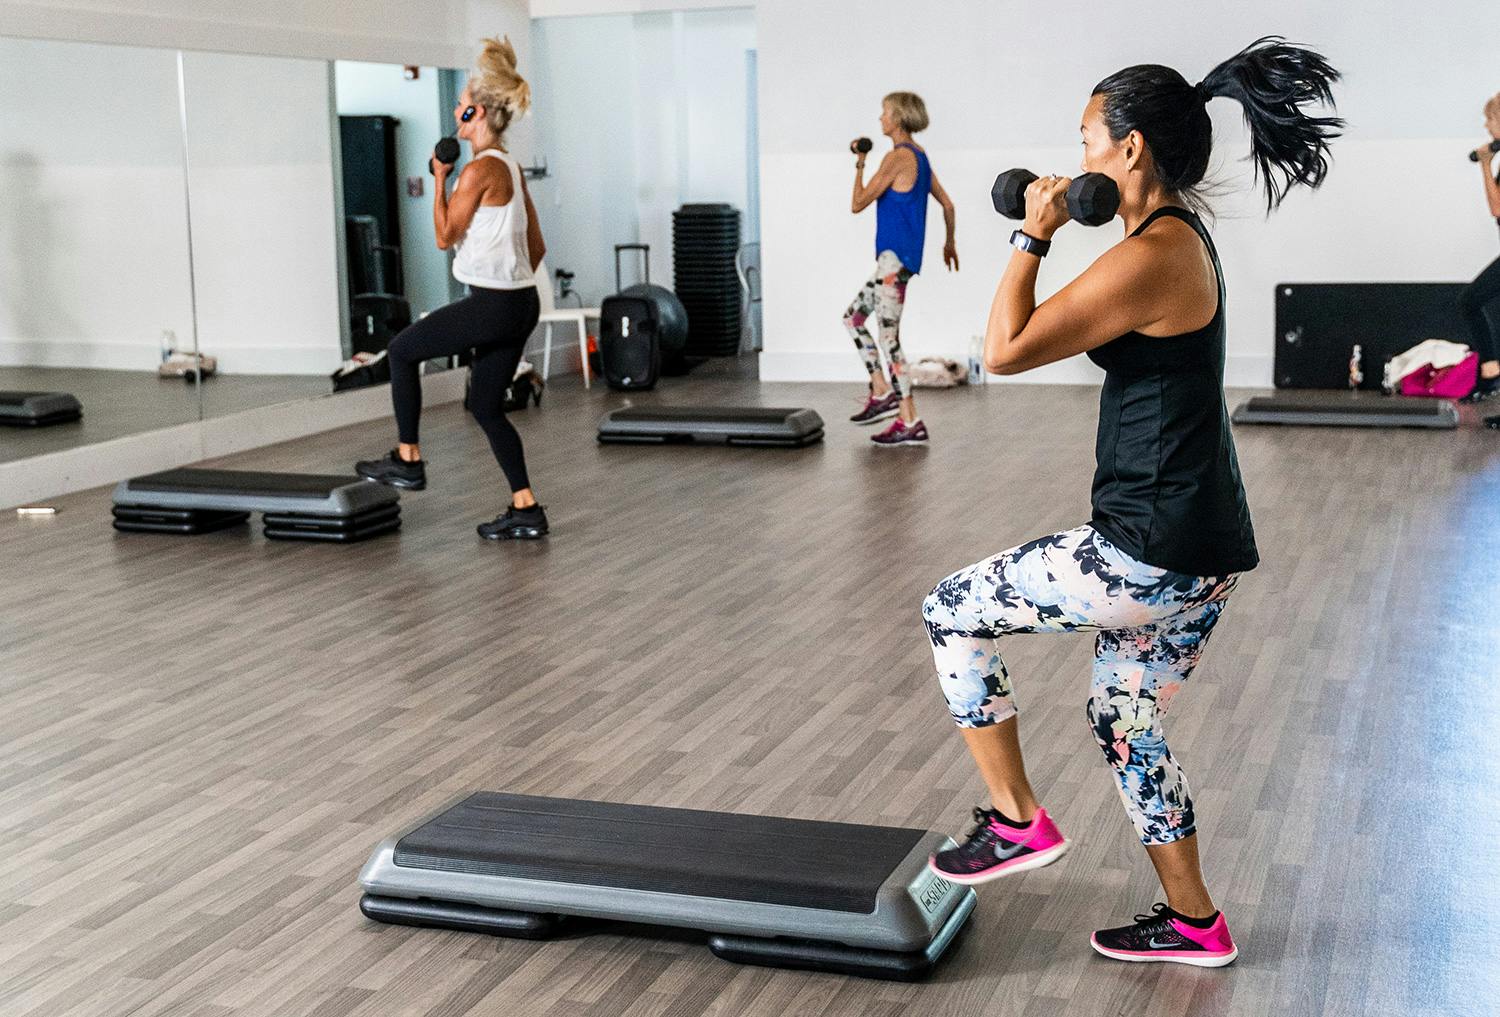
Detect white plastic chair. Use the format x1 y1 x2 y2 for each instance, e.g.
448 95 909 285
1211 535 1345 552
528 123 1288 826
537 260 600 388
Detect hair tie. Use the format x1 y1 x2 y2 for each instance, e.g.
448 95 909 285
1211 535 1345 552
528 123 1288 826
1194 80 1213 105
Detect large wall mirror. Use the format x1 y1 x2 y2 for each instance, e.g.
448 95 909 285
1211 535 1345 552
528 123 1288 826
0 36 198 465
0 34 467 472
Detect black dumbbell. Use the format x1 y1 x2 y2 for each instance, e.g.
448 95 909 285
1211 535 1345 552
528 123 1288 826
991 168 1120 227
1469 139 1500 162
850 137 873 155
430 136 461 175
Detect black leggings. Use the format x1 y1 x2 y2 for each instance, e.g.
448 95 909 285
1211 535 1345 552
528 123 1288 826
388 285 541 492
1460 254 1500 365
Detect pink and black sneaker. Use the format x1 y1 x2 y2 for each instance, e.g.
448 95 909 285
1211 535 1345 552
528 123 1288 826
870 417 929 446
1090 903 1238 967
850 391 900 425
928 806 1069 884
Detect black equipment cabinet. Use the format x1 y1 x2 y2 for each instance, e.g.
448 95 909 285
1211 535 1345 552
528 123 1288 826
1274 282 1471 390
340 115 403 297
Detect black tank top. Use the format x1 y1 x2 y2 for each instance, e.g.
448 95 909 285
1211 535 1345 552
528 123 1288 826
1086 206 1258 577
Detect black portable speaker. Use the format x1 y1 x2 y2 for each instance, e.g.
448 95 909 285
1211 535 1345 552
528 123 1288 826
599 295 660 390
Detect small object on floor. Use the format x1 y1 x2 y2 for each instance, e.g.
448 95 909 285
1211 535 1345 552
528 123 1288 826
1230 390 1458 429
597 406 824 447
355 450 427 490
871 418 929 445
357 791 977 981
928 806 1069 884
111 468 399 543
1090 903 1238 967
477 503 548 540
850 391 900 424
16 506 58 516
158 350 216 380
0 391 82 427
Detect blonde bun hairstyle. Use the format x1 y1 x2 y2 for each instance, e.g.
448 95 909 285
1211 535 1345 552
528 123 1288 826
470 36 531 138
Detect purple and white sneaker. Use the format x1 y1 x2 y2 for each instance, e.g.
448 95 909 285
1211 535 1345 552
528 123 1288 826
850 391 900 425
1090 903 1238 967
929 806 1069 884
870 417 929 446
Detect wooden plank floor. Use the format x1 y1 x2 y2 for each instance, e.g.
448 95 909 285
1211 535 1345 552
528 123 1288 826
3 369 1498 1017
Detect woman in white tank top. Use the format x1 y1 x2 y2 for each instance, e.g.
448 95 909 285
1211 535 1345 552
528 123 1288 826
356 37 552 541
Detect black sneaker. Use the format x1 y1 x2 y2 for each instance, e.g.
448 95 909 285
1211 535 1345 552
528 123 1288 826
356 450 426 490
1090 903 1238 967
478 503 548 540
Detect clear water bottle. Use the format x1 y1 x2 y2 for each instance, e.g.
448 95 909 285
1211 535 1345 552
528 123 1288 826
968 335 985 385
1348 344 1363 390
160 329 176 363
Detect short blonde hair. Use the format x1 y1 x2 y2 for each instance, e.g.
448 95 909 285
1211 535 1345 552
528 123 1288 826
883 91 929 133
470 37 531 138
1486 92 1500 119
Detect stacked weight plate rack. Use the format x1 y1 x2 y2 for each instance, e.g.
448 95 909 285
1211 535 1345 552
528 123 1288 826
673 204 742 357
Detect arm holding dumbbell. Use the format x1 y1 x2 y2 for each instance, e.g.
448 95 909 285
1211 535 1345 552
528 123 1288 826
850 147 908 214
434 159 492 250
930 171 959 271
982 177 1193 375
1475 146 1500 219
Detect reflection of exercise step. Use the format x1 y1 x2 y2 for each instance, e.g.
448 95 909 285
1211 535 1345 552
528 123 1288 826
0 390 83 427
111 468 401 543
359 791 976 981
673 203 742 357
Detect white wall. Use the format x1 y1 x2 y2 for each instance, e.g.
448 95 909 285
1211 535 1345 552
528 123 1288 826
0 0 528 69
0 36 195 370
335 61 453 319
528 7 756 308
531 0 748 17
754 0 1500 387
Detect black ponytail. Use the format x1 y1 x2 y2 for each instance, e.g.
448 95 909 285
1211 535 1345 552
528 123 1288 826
1093 36 1344 214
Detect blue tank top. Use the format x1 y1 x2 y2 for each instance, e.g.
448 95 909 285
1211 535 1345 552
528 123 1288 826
874 143 931 274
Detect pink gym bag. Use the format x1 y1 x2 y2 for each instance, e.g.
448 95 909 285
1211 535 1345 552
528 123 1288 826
1399 351 1477 399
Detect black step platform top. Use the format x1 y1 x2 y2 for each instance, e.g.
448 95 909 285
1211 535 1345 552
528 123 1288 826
606 406 808 425
393 793 927 915
128 468 362 498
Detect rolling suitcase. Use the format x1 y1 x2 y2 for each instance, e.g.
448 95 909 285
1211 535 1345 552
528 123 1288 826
600 244 661 390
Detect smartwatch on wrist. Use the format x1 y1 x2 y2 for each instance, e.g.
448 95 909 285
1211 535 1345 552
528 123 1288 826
1009 229 1051 258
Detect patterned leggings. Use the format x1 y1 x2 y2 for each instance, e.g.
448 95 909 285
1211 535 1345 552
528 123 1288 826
922 525 1239 845
844 250 912 398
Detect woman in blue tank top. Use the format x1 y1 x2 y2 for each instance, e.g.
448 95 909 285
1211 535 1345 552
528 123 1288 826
921 38 1342 966
844 91 959 445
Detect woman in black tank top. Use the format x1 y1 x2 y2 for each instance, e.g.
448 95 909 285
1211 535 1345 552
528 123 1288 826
1459 92 1500 407
921 38 1342 966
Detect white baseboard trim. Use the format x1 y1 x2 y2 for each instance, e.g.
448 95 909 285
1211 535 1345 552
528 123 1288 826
0 339 339 376
0 369 465 509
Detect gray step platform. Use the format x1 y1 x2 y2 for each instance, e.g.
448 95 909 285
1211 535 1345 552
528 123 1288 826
1231 390 1458 428
112 468 400 541
0 391 82 427
598 406 824 447
358 792 976 980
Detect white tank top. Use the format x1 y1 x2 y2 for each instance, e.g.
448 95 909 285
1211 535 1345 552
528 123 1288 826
451 149 536 291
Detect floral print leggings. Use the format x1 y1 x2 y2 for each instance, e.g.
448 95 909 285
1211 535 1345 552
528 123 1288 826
844 250 912 398
922 525 1239 845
